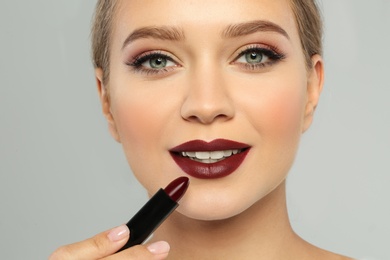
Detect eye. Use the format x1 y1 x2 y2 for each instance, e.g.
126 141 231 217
141 54 175 69
127 51 179 75
233 46 285 70
237 50 269 64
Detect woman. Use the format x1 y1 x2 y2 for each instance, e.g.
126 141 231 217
50 0 352 259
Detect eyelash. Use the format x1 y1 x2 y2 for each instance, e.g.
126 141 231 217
127 51 177 75
126 45 286 75
232 45 286 70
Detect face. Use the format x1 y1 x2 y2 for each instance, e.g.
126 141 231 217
96 0 323 220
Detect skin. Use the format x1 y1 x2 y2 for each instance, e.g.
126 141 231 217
103 0 314 222
50 0 352 259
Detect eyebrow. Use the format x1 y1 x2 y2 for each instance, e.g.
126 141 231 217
122 20 289 49
222 20 290 40
122 26 185 49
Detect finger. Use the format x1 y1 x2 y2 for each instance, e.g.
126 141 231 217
146 241 171 260
49 225 129 260
105 241 170 260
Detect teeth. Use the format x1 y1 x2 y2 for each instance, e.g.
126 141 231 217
186 151 196 157
223 150 233 156
195 152 211 160
181 149 241 163
210 151 224 160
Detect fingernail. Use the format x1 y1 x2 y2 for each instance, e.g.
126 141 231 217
107 225 129 242
147 241 170 255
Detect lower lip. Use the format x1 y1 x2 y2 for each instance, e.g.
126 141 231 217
170 149 250 179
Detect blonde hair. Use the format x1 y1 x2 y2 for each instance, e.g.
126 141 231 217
289 0 323 67
91 0 118 84
91 0 323 84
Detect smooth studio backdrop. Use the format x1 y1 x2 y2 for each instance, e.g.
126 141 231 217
0 1 389 259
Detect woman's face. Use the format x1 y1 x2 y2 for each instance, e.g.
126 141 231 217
97 0 323 220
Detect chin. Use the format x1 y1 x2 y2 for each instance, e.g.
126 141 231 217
177 204 248 221
175 189 258 221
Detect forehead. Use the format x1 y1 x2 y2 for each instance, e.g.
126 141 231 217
112 0 299 46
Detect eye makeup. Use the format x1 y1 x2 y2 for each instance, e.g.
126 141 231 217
232 44 286 70
126 51 179 75
124 42 286 76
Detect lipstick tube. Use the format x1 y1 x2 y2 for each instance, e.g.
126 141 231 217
118 176 189 252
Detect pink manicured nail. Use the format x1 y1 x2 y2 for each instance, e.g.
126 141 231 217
107 225 129 242
147 241 170 255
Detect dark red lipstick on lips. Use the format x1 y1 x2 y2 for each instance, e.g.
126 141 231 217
118 177 189 252
170 139 250 179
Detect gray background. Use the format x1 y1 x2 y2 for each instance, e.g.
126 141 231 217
0 1 389 259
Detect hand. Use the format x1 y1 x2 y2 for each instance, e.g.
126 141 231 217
49 225 170 260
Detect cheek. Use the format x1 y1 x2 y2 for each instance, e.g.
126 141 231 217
115 100 154 144
233 74 308 190
265 89 305 136
240 77 307 143
108 81 180 190
109 72 175 144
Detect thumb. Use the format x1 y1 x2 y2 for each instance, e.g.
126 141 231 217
49 225 129 260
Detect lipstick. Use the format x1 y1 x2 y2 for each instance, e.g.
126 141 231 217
118 176 189 252
170 139 250 179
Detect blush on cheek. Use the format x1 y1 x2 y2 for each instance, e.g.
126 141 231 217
273 96 303 128
115 101 159 153
262 87 306 142
112 99 166 191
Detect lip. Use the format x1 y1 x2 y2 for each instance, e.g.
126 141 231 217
169 139 251 179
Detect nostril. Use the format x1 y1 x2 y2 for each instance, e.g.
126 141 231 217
182 112 233 124
181 101 235 124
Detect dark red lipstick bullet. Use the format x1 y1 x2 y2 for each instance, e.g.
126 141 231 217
118 177 189 252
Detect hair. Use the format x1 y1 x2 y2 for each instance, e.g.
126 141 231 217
289 0 323 67
91 0 118 85
91 0 323 85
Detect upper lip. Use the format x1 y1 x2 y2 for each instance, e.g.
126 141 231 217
170 139 250 152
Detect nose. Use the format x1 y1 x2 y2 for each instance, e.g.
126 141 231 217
180 67 235 124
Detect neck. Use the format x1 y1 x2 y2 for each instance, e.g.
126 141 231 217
153 181 302 259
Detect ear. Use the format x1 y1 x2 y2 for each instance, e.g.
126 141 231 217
95 68 121 142
302 54 324 133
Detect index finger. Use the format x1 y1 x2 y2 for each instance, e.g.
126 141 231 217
49 225 129 260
